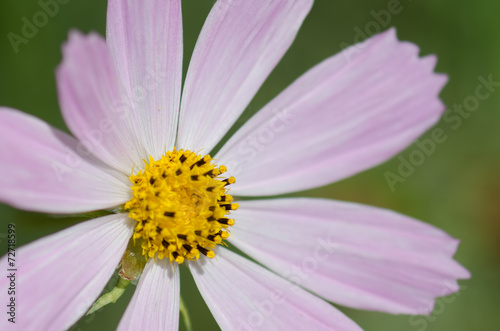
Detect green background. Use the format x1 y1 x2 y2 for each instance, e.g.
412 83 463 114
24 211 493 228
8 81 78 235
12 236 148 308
1 0 499 330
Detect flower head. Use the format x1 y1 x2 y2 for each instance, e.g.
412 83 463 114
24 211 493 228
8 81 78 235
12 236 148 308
0 0 469 330
125 149 236 263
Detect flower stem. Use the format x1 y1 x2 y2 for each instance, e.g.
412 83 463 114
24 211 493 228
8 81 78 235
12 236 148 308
180 296 193 331
86 277 131 316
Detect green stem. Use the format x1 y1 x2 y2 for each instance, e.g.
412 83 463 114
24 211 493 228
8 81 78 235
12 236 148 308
86 277 131 316
180 296 193 331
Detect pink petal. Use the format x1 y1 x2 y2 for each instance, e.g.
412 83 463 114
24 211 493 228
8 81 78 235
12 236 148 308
118 259 179 331
106 0 183 159
176 0 313 152
57 32 149 173
0 214 134 330
188 247 362 330
230 198 470 315
0 108 130 213
216 28 448 196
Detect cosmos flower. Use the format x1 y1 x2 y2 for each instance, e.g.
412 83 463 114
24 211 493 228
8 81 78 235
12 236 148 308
0 0 469 330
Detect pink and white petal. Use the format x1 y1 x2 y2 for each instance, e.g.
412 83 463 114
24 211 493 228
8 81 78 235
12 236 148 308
229 198 470 315
177 0 313 152
106 0 183 159
118 259 180 331
216 28 448 196
57 31 149 173
188 247 362 331
0 214 134 331
0 108 130 214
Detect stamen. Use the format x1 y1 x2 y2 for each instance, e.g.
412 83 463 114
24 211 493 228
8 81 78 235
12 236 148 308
125 149 236 264
223 177 236 186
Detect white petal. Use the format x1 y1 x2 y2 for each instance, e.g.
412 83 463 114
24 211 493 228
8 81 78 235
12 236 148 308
230 198 470 314
216 28 447 196
57 32 150 173
0 108 130 213
118 259 179 331
177 0 313 153
188 247 362 330
106 0 183 159
0 214 134 330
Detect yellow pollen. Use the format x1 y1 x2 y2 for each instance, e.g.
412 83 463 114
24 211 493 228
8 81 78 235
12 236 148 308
124 149 237 264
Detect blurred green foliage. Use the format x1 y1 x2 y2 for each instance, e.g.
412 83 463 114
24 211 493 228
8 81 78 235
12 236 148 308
0 0 499 330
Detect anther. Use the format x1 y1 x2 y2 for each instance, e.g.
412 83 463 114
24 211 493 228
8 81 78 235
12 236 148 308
197 245 215 258
204 170 216 178
172 251 184 264
207 235 222 243
197 245 209 255
222 203 238 211
217 218 235 226
190 155 211 169
223 177 236 186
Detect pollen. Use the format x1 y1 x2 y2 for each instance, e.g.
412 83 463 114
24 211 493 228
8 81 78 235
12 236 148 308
124 149 237 264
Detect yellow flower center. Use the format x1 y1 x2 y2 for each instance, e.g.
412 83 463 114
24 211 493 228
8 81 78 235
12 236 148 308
125 149 237 264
